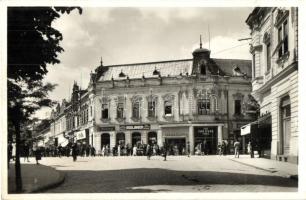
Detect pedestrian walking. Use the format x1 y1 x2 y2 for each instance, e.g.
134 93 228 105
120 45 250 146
91 146 96 157
162 142 168 161
72 143 78 162
234 139 241 158
117 144 121 156
247 141 254 158
33 144 41 165
146 144 152 160
186 141 191 157
132 145 137 156
23 142 30 162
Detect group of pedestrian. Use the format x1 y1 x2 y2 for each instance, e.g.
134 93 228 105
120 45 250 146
217 140 229 156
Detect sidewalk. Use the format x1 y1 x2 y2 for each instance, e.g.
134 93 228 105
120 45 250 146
8 163 65 193
227 154 298 180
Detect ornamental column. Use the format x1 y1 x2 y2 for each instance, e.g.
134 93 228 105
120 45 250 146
189 126 194 155
218 125 223 144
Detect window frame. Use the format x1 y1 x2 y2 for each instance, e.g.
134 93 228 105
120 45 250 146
101 103 109 119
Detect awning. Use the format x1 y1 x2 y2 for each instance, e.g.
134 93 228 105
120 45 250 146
241 124 251 136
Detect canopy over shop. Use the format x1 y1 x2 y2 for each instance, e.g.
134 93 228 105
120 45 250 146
240 113 272 158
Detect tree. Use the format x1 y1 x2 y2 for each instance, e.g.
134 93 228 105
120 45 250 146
7 7 81 193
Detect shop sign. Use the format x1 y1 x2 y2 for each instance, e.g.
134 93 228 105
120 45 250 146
195 127 216 137
120 124 150 131
98 126 115 132
76 130 86 140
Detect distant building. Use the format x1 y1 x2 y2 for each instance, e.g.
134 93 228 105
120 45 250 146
85 39 254 155
246 7 298 163
46 39 254 155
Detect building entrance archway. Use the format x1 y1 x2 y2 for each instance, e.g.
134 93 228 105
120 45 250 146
148 132 157 145
116 132 125 146
101 133 110 149
132 132 141 147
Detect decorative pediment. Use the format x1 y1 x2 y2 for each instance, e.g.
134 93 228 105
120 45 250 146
146 95 158 102
275 8 289 27
232 92 244 100
99 97 111 104
162 94 175 102
131 95 142 103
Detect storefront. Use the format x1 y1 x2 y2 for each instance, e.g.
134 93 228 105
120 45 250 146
194 126 218 155
75 129 89 145
162 126 189 155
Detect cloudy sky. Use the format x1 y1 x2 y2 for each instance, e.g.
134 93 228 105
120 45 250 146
37 7 254 118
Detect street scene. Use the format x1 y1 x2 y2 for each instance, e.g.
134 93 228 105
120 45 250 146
8 155 298 193
4 5 301 199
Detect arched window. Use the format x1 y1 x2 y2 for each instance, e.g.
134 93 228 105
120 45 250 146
147 96 157 118
197 91 210 115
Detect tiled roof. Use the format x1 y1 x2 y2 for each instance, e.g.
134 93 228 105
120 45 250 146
99 58 251 81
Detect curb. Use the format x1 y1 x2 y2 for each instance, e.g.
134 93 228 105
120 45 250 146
31 169 66 193
229 158 277 173
229 158 298 181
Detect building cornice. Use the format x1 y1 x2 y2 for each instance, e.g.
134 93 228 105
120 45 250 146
254 61 298 95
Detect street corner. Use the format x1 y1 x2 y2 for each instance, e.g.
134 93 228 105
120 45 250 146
8 163 65 193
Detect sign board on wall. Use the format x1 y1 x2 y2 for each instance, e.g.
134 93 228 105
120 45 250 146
119 124 150 131
97 127 115 132
76 130 86 140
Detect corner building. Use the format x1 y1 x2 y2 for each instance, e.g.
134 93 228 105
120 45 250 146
246 7 298 163
88 44 254 155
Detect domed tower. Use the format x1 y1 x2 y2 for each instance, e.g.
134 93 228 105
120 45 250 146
192 35 211 75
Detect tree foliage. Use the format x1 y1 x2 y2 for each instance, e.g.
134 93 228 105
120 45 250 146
7 7 81 192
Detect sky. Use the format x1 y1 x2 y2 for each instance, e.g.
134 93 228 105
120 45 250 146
37 7 254 119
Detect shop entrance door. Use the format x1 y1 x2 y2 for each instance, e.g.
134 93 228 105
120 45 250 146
194 126 217 155
165 138 186 155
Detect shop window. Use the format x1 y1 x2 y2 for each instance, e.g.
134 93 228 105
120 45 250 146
148 100 156 117
235 100 242 115
132 101 140 119
198 98 210 115
102 104 109 119
117 103 124 119
164 101 172 116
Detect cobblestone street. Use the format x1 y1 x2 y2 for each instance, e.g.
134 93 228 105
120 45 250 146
36 155 298 193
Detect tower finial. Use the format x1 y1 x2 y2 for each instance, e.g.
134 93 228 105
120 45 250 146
200 35 202 49
100 56 103 66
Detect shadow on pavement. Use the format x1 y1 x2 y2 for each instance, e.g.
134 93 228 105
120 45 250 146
43 168 298 193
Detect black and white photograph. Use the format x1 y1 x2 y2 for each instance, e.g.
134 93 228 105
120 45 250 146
1 1 305 200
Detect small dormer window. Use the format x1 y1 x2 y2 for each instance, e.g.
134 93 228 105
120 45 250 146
198 60 206 75
153 67 160 75
119 70 126 77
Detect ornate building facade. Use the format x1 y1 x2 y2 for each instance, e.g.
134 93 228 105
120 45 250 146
246 7 298 163
86 42 254 155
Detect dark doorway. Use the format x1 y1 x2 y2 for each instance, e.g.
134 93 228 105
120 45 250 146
116 132 125 146
132 132 141 147
165 138 186 155
101 133 110 149
194 126 217 155
148 132 157 145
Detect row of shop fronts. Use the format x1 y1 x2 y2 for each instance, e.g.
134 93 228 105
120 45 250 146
92 123 224 155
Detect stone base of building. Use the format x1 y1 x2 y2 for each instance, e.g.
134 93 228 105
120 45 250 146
271 154 298 164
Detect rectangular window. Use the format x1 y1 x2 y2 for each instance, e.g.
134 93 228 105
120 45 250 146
132 102 140 119
164 101 172 116
198 99 210 115
102 104 109 119
278 26 283 58
235 100 242 115
90 106 92 117
117 103 124 119
266 43 271 72
283 20 288 53
148 100 156 117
